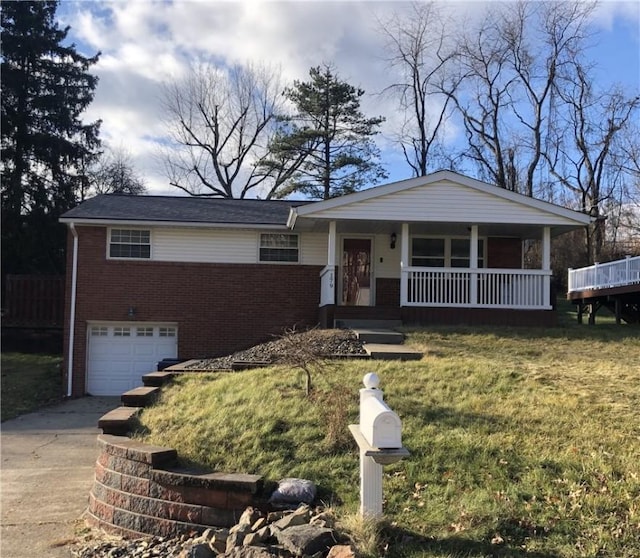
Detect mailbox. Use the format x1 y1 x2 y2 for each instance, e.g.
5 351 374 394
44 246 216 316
350 373 409 518
360 396 402 449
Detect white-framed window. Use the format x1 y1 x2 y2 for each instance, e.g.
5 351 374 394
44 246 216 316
114 327 131 337
109 229 151 259
411 237 485 268
91 326 108 337
136 327 154 337
159 327 176 337
259 233 299 263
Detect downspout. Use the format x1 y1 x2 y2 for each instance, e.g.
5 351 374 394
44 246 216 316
66 222 79 397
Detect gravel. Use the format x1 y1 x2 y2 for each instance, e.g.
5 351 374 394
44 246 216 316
184 329 366 371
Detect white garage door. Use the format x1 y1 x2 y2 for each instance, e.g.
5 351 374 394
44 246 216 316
86 323 178 396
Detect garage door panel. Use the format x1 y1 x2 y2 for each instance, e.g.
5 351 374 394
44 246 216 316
87 323 178 396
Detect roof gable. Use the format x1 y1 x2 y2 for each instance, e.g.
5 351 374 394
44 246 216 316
291 170 592 227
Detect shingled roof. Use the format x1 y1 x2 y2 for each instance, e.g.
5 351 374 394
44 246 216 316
60 195 313 226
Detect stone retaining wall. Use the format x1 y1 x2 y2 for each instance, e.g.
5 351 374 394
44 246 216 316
87 434 264 538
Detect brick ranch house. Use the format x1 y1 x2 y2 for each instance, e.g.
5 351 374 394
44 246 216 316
60 170 592 396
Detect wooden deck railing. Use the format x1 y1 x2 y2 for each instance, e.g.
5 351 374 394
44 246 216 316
568 256 640 293
403 268 552 309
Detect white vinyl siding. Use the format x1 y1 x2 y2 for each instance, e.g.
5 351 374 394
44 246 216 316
152 228 258 263
303 180 583 226
143 228 324 265
299 233 326 265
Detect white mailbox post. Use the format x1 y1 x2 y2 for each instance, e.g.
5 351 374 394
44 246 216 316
349 373 409 518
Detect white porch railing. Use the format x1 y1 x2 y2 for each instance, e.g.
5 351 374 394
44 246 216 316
320 265 336 306
568 256 640 293
403 268 552 309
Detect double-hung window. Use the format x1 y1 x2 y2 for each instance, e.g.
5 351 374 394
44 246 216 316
411 237 485 268
259 233 299 263
109 229 151 259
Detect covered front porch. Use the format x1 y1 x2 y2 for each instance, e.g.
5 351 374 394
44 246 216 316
287 171 593 328
315 222 555 328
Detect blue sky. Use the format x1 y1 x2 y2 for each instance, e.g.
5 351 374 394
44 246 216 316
56 0 640 196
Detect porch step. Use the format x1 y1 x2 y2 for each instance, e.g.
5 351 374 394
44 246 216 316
363 343 423 361
142 370 174 387
352 328 404 344
337 319 403 329
98 406 141 435
121 386 160 407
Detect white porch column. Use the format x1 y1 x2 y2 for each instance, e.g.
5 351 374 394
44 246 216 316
542 226 551 306
400 223 409 306
470 225 478 305
328 221 337 266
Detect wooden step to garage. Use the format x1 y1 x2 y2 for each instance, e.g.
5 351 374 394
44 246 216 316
121 386 160 407
98 406 141 435
363 343 423 361
142 371 174 387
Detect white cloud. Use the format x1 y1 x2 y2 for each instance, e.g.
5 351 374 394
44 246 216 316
60 0 639 197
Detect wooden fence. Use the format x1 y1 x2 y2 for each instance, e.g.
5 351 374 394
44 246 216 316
3 275 65 327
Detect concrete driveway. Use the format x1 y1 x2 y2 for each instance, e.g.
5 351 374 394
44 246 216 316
1 397 120 558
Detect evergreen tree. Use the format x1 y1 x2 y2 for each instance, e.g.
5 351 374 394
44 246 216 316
1 0 101 276
265 65 386 200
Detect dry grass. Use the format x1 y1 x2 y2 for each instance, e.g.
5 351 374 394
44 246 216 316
137 316 640 557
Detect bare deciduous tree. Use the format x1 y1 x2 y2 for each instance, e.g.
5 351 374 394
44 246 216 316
379 1 458 176
444 1 595 196
82 147 147 200
545 61 640 262
161 62 303 199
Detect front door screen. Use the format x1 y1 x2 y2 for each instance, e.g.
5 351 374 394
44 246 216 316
342 238 372 306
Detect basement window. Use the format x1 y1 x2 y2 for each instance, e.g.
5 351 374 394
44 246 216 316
109 229 151 259
259 233 299 263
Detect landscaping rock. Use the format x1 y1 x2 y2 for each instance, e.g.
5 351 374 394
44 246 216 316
274 524 338 557
184 330 366 371
74 505 349 558
224 547 283 558
272 505 312 530
326 545 358 558
179 543 216 558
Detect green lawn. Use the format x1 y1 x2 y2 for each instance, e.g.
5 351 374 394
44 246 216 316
1 353 63 421
137 311 640 557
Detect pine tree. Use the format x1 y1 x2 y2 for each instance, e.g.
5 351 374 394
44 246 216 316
265 65 386 200
1 0 101 276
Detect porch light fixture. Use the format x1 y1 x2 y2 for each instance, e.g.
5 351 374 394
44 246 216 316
390 232 397 250
127 306 136 319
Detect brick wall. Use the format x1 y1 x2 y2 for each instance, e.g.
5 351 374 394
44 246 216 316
88 434 263 538
64 227 322 396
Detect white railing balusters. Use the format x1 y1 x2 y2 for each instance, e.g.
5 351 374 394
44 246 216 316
404 267 551 309
568 256 640 293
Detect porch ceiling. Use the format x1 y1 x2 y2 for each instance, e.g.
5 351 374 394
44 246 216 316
293 217 581 239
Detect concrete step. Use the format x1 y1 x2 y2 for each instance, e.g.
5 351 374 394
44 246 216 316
337 319 403 329
363 343 423 361
142 371 174 387
121 386 160 407
98 406 141 435
353 328 404 344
